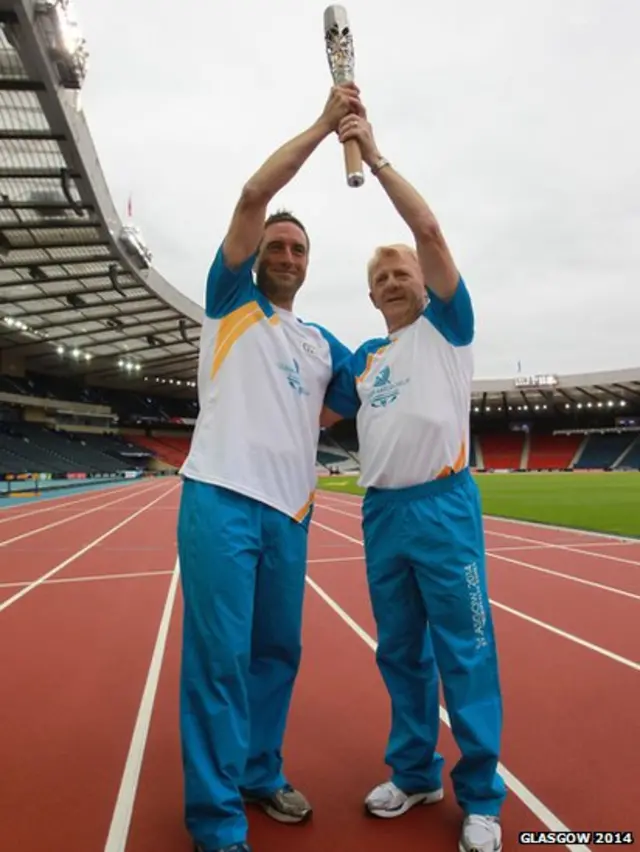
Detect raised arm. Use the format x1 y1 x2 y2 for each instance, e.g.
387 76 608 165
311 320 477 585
205 84 363 319
337 113 459 303
222 84 364 272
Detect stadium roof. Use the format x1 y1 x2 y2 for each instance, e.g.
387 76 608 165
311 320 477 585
0 0 638 417
0 0 203 399
471 368 640 417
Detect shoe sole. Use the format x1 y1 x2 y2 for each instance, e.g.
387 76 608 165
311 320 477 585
458 842 502 852
243 796 312 825
365 788 444 819
193 846 250 852
255 801 312 824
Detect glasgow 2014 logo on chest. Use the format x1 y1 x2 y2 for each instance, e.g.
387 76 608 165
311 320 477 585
367 366 410 408
277 359 310 396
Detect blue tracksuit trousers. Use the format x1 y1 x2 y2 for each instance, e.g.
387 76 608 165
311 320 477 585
176 477 310 850
362 467 506 816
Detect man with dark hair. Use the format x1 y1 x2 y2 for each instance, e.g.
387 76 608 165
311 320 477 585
177 83 362 852
254 210 311 304
264 209 309 240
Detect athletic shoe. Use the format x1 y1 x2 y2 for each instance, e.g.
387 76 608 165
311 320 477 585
194 843 251 852
459 815 502 852
364 780 444 818
243 783 312 823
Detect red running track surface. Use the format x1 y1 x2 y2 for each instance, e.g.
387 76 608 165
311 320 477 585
1 478 638 852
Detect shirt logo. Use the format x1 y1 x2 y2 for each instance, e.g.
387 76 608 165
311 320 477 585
367 365 409 408
278 358 310 396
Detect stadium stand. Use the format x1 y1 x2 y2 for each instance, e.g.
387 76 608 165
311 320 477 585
573 432 637 471
0 421 144 475
478 432 525 471
620 436 640 469
526 433 584 471
130 435 191 469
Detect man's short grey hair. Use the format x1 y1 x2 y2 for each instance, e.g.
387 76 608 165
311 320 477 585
367 243 419 284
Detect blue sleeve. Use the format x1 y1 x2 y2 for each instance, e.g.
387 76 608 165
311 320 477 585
424 275 474 346
321 337 385 419
309 324 360 419
205 243 258 319
325 355 360 419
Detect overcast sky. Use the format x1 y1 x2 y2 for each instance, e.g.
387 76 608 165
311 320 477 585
76 0 639 379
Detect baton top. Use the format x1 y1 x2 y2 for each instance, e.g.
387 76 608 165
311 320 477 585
324 4 355 85
324 4 349 34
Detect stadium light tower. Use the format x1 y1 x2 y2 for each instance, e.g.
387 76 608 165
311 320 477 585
34 0 89 89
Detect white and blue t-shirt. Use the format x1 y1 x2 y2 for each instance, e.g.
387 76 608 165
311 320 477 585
325 278 475 490
181 243 352 522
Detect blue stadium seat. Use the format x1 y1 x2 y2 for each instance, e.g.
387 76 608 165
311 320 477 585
574 433 635 469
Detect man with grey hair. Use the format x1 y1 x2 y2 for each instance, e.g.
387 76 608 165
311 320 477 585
324 111 507 852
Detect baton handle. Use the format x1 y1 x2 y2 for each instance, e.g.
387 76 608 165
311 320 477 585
343 137 364 187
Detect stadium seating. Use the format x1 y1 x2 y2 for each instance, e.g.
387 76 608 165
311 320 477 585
317 450 349 467
478 432 524 470
573 433 636 470
128 435 190 469
526 433 583 470
619 436 640 469
0 370 197 424
0 424 145 475
156 436 192 456
70 432 153 469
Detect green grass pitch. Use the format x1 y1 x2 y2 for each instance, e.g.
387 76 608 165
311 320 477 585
316 471 640 538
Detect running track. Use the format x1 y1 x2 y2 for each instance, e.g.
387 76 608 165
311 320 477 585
1 477 638 851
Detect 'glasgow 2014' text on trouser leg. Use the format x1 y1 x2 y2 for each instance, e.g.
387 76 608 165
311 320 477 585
405 471 507 816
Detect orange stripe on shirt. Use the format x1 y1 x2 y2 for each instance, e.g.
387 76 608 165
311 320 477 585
435 440 467 479
211 301 264 378
356 344 391 384
294 491 315 523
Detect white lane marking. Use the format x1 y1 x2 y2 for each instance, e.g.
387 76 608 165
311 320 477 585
310 517 640 671
306 574 591 852
0 485 178 613
103 559 180 852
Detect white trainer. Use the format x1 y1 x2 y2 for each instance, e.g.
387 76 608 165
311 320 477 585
459 814 502 852
364 780 444 818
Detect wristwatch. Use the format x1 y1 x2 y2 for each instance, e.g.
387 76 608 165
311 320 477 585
370 156 390 176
